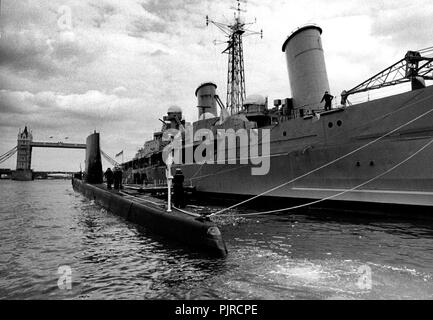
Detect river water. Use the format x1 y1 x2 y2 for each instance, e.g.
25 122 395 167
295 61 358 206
0 180 432 300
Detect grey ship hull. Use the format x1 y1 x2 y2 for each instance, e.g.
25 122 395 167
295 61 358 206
145 85 433 208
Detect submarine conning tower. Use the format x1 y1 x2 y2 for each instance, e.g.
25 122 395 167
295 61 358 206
195 82 218 119
282 25 330 110
85 131 103 184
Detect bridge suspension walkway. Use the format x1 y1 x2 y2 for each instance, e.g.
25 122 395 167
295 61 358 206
0 147 17 165
101 149 120 167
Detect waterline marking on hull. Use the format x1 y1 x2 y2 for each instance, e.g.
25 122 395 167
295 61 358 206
291 187 433 196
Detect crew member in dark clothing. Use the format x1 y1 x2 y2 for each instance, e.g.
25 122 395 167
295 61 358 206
141 173 148 186
104 168 114 190
113 166 123 190
134 172 140 184
173 168 185 208
321 91 334 111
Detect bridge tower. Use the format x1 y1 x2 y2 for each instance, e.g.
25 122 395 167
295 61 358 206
12 126 34 180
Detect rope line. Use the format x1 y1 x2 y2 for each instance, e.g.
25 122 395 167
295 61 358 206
119 191 162 207
119 190 202 217
418 45 433 53
212 137 433 217
210 100 433 216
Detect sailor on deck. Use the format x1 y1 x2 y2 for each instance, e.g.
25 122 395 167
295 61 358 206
104 168 114 190
321 91 334 111
113 166 123 190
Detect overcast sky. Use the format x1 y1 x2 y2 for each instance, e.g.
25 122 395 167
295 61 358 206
1 0 432 171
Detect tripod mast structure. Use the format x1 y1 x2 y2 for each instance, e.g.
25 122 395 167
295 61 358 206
206 0 262 114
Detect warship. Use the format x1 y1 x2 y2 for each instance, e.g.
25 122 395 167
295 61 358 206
121 6 433 213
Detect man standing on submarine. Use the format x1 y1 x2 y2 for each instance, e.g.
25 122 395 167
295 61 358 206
113 166 123 190
104 167 114 190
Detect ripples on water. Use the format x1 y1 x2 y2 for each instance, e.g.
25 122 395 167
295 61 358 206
0 180 432 299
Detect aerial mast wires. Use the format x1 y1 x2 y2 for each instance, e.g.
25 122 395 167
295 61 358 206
206 0 262 115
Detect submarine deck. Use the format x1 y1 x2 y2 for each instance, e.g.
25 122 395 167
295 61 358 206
72 178 228 257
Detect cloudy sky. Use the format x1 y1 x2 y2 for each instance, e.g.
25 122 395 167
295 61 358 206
1 0 432 171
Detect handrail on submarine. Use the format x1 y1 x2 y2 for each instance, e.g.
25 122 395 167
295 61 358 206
341 50 433 105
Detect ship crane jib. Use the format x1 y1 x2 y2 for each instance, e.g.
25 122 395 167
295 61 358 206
341 50 433 105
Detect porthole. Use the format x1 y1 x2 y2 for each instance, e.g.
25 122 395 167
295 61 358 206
283 131 287 137
328 122 333 128
337 120 342 126
370 161 375 166
356 161 361 167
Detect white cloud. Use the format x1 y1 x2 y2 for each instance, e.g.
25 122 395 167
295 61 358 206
112 86 128 94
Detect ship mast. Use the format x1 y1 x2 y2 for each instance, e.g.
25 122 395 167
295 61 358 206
206 0 262 114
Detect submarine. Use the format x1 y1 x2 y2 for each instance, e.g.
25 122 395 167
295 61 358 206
72 131 228 257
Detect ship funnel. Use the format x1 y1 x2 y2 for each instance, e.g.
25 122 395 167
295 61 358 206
195 82 218 119
282 25 330 110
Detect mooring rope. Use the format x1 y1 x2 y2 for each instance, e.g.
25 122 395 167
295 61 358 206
212 136 433 217
119 190 203 218
121 133 433 219
127 92 433 219
119 191 162 207
172 206 202 218
209 98 433 217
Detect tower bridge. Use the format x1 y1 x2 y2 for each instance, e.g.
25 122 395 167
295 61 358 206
30 141 86 149
0 126 86 181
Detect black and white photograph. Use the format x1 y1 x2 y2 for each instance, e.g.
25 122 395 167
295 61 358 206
1 0 433 307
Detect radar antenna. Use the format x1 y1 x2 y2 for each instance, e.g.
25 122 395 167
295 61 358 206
206 0 263 114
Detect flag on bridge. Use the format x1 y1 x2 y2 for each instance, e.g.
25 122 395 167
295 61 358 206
115 150 123 158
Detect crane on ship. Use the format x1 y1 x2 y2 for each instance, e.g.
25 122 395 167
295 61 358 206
341 48 433 105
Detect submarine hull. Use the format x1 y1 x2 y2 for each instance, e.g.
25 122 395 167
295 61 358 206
72 178 228 257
